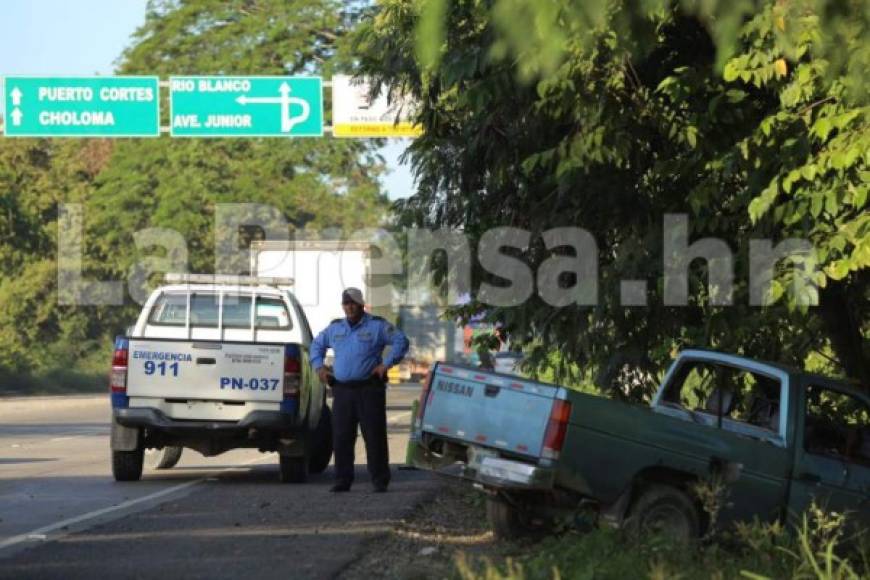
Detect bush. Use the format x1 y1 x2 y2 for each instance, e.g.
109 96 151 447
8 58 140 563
0 342 111 396
456 504 868 580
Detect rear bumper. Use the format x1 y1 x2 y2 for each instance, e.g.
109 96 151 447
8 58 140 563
114 407 296 434
409 438 556 491
474 456 555 489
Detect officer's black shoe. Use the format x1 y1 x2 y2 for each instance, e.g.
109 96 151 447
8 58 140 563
330 483 351 493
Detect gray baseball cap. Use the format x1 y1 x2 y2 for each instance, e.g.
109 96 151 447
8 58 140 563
341 287 364 305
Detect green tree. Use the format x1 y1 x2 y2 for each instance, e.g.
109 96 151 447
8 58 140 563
0 139 116 375
95 0 390 275
355 0 867 390
0 0 390 382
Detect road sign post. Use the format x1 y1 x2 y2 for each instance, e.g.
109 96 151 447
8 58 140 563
169 76 323 137
2 77 160 137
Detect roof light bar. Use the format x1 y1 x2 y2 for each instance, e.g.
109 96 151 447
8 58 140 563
164 273 294 286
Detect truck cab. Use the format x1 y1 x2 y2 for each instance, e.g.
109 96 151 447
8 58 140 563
110 274 332 483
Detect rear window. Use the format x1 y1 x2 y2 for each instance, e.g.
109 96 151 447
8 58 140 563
148 293 293 330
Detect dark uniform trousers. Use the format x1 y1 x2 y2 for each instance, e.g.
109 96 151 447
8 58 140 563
332 378 391 488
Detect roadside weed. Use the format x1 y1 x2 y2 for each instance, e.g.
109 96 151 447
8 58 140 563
453 503 867 580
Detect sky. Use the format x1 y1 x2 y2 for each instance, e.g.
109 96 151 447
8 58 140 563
0 0 415 200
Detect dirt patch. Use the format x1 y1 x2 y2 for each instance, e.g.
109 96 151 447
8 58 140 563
339 479 522 579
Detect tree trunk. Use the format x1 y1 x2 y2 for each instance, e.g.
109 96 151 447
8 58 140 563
818 274 869 391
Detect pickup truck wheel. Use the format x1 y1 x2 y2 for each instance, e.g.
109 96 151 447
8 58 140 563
308 406 333 474
486 497 527 539
145 446 183 470
279 454 308 483
112 449 144 482
627 484 700 542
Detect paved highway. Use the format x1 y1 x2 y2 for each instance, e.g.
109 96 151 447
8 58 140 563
0 386 438 579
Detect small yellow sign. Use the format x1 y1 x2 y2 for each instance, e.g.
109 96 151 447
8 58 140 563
332 75 422 139
332 122 423 138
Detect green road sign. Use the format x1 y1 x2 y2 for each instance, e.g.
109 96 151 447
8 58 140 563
2 77 159 137
169 76 323 137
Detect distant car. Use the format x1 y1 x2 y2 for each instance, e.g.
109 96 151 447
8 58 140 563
493 352 523 375
109 273 332 484
388 360 412 383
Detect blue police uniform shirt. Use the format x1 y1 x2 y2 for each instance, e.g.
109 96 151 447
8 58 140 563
310 313 410 382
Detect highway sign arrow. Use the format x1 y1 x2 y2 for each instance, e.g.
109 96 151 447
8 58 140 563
11 108 22 126
171 76 322 137
10 87 22 106
279 82 293 132
234 82 310 133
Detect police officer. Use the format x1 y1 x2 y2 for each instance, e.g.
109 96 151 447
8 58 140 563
310 287 410 493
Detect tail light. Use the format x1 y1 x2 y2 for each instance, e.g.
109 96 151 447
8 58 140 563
541 399 572 460
110 336 129 409
282 344 301 414
110 336 129 393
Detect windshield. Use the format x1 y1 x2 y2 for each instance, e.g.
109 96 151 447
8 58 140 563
148 292 293 330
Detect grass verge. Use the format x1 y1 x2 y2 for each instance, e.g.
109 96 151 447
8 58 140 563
0 367 107 396
342 481 869 580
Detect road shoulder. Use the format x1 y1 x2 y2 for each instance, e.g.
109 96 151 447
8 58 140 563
339 479 520 580
0 464 442 580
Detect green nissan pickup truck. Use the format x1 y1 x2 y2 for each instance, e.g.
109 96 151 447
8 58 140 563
409 350 869 538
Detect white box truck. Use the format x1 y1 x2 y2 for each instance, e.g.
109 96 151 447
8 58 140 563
250 240 379 337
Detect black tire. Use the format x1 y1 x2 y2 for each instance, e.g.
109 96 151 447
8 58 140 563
486 497 528 539
308 405 333 474
146 446 183 470
279 454 308 483
626 483 700 542
112 449 144 482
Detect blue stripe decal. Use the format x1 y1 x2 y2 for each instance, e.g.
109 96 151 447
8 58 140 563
111 392 129 409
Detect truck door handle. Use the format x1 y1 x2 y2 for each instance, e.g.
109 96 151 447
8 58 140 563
797 472 821 483
484 384 500 397
192 342 222 350
196 357 216 365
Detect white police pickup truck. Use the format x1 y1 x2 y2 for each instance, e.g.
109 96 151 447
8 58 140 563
109 274 332 483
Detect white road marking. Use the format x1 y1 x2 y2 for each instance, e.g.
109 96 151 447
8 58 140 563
0 398 413 554
387 411 411 425
0 454 270 554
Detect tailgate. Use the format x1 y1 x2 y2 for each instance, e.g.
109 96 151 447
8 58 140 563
127 339 285 402
420 364 559 458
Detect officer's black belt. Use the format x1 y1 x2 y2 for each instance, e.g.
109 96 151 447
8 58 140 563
333 377 384 388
